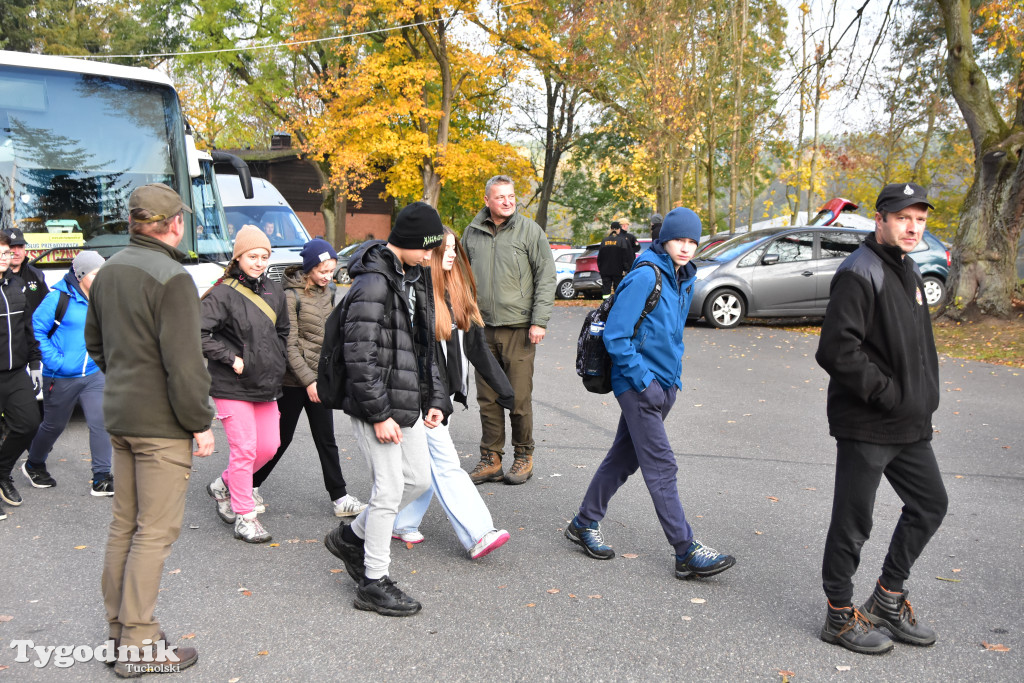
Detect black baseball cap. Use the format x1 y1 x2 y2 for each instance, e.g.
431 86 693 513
875 182 935 213
3 228 27 246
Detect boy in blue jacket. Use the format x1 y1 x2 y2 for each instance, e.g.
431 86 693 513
565 207 736 580
24 251 112 495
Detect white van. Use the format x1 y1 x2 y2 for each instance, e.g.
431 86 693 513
215 174 313 282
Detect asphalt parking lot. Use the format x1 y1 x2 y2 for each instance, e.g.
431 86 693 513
1 305 1021 681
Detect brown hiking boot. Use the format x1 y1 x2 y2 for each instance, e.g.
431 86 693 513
470 451 504 485
504 452 533 485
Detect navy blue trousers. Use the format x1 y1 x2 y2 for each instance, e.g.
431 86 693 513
577 381 693 554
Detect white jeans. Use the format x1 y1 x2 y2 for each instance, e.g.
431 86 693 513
393 422 496 550
349 417 431 580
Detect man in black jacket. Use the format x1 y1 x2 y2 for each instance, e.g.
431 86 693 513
597 221 629 298
324 202 449 617
815 182 947 656
0 230 43 518
3 228 49 313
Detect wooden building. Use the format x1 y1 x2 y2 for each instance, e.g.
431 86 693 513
216 134 394 248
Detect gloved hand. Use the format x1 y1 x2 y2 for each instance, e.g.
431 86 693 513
30 368 43 394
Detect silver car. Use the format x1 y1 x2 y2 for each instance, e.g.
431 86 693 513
690 226 872 328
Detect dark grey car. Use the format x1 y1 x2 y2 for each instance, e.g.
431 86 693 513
689 226 946 328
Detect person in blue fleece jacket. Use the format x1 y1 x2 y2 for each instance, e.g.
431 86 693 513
564 207 737 581
24 250 113 496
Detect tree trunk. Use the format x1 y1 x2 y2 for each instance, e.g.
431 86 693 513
935 0 1023 320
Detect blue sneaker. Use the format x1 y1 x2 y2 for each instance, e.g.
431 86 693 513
675 540 735 579
565 516 614 560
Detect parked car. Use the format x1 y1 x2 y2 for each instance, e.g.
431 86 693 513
216 174 313 282
690 226 949 329
334 241 366 285
553 248 585 299
572 238 653 298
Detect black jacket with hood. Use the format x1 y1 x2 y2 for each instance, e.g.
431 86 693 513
201 271 289 402
815 233 939 444
340 241 450 427
0 271 41 372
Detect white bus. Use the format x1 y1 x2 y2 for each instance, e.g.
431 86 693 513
0 50 247 292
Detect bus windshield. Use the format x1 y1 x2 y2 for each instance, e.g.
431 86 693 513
0 63 189 263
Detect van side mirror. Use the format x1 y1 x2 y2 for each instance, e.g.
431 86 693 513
762 253 780 266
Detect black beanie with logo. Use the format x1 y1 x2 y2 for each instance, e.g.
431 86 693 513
388 202 445 250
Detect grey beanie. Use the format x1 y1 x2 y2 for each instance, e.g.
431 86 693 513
72 250 105 281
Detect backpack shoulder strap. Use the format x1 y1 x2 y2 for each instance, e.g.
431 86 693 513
631 262 662 337
46 291 72 339
225 279 277 324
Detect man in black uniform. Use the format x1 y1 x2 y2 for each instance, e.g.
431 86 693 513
597 222 629 299
4 228 49 313
815 182 947 655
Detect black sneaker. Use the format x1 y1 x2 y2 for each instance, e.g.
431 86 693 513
675 540 736 579
91 473 115 497
861 582 936 646
820 602 894 654
22 462 57 488
0 476 22 506
354 576 421 616
324 523 365 582
564 515 615 559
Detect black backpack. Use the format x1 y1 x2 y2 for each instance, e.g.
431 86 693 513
575 262 662 394
316 289 394 410
46 291 72 339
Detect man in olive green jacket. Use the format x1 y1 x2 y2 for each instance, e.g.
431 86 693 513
85 183 215 676
462 174 555 485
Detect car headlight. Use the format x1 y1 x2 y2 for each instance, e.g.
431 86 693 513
695 265 719 280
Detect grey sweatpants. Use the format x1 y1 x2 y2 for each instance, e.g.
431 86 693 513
349 416 431 580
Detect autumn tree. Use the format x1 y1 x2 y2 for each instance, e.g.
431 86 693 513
935 0 1023 318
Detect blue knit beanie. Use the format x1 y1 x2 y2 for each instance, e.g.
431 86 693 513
657 207 702 245
300 238 338 273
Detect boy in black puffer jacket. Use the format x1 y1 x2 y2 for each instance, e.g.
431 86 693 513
324 202 449 617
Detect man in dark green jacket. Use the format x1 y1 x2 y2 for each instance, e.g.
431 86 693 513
462 175 555 485
85 183 215 676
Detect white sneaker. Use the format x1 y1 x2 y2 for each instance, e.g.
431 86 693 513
206 477 235 524
392 530 424 544
470 529 510 560
252 487 266 514
333 494 368 518
234 512 272 543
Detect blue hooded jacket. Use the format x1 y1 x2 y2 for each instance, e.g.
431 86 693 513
33 270 100 378
605 244 697 396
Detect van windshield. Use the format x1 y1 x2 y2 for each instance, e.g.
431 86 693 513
224 206 311 248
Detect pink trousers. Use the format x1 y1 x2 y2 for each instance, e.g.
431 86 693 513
214 398 281 516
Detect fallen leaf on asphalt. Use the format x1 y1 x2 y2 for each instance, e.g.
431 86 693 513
547 589 560 594
952 568 961 573
268 543 279 547
0 615 12 622
681 616 692 621
622 553 638 558
936 577 961 582
498 585 507 589
766 496 779 503
167 568 181 575
526 603 535 608
305 539 318 543
778 670 795 677
755 530 763 535
74 545 88 550
410 570 417 574
405 542 415 550
690 598 706 604
181 633 195 640
803 487 816 491
568 594 577 598
286 539 300 543
588 595 601 599
242 591 252 597
256 650 269 656
549 473 562 477
0 666 8 671
836 665 851 671
955 475 964 479
237 586 248 591
982 641 1010 651
229 678 240 683
330 569 344 574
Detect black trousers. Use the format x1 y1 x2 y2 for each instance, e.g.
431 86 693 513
0 368 41 477
600 271 624 297
253 385 348 500
822 438 948 605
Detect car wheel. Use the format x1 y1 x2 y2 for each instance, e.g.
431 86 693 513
335 267 351 285
703 289 745 329
557 279 575 299
922 276 945 306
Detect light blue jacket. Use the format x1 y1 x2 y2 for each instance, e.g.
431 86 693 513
605 245 697 396
33 272 100 378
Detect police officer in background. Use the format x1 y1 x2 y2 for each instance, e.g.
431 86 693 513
3 228 49 313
